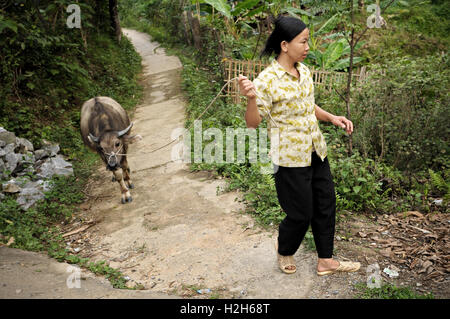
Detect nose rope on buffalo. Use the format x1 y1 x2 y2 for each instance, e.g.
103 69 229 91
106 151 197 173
104 144 126 166
145 77 278 155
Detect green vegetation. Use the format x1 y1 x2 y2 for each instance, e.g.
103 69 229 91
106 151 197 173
119 3 448 302
119 0 448 227
1 0 447 296
354 282 434 299
0 1 142 288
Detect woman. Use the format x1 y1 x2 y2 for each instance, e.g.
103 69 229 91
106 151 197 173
238 16 360 276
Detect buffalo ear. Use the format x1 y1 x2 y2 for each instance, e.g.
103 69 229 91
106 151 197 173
88 133 99 144
122 134 142 144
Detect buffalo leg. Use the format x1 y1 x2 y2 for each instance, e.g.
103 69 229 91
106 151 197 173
121 157 134 189
113 168 132 204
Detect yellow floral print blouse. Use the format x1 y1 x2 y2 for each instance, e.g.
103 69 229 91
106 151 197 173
253 59 328 167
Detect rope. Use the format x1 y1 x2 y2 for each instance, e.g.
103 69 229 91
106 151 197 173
143 76 278 155
104 144 127 165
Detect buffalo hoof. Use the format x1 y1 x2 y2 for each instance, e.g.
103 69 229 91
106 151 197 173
112 176 116 182
128 183 134 189
121 196 133 204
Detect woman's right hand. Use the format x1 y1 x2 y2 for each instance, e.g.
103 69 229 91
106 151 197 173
238 75 256 99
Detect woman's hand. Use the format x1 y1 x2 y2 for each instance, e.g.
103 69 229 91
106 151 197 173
331 115 354 135
238 75 256 99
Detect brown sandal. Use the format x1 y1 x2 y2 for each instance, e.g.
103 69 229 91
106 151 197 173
275 242 296 274
317 261 361 276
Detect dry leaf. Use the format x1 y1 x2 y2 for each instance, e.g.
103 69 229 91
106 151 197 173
405 211 424 219
406 224 432 234
410 258 420 269
62 224 92 238
358 231 367 238
380 247 392 258
427 213 441 222
419 260 433 273
6 237 15 246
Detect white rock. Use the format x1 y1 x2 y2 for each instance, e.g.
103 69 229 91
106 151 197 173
383 267 399 278
433 199 443 206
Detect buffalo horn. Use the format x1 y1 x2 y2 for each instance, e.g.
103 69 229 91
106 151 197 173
89 133 99 143
117 122 133 137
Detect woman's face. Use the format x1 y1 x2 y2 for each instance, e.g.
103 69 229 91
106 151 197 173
282 28 310 62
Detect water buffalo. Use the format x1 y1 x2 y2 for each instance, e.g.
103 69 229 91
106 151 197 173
80 96 142 204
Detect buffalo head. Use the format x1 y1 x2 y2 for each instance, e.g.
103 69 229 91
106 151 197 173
88 122 142 171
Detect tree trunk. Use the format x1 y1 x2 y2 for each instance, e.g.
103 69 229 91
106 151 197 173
345 0 355 155
181 11 192 46
94 0 100 33
186 7 202 51
109 0 122 42
358 0 365 13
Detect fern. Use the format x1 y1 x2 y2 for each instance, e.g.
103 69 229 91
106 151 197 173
263 171 275 188
428 169 450 204
429 169 448 193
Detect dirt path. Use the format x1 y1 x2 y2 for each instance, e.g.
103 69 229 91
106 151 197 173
61 29 367 299
0 246 176 299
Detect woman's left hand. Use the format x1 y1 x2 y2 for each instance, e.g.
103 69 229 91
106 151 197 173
331 116 353 135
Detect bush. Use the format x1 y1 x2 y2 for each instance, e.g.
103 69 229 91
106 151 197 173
351 53 449 173
316 53 450 214
328 149 393 213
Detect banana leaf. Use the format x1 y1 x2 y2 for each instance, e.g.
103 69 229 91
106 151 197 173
0 17 19 34
312 49 323 69
315 13 339 36
284 6 313 17
244 5 265 18
330 57 364 71
202 0 232 19
323 40 344 69
231 0 260 16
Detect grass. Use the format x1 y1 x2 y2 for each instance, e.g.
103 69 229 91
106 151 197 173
354 282 434 299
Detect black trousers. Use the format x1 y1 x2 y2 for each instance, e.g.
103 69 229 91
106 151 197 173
274 152 336 258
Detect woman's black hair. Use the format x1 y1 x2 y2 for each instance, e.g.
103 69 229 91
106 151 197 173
261 16 307 58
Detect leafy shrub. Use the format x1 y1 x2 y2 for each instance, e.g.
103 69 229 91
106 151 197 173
351 53 449 173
